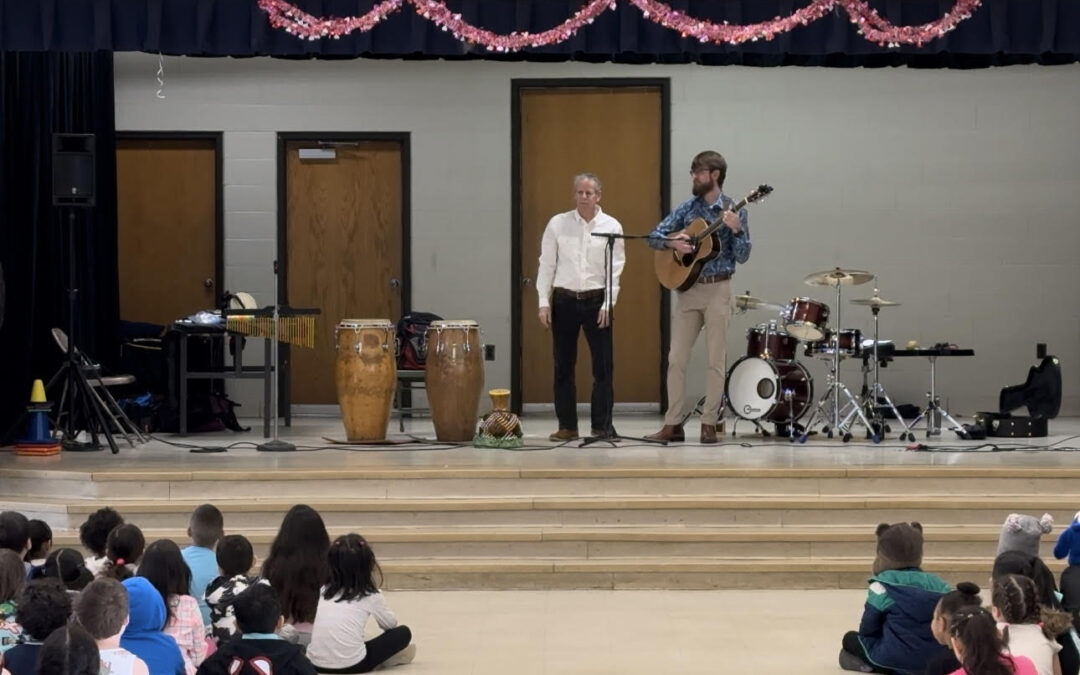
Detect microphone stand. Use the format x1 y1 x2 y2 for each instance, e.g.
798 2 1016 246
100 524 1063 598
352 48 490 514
579 232 666 448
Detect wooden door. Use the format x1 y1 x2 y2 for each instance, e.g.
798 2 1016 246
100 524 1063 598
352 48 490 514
285 141 404 405
518 86 663 404
116 138 217 325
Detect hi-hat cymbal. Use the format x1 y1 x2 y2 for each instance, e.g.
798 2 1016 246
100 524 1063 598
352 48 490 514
804 267 875 287
735 293 783 312
850 295 901 308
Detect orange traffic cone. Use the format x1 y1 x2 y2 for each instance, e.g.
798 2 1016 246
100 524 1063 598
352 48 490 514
15 379 60 456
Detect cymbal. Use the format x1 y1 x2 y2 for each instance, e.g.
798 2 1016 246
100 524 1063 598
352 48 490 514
735 293 783 312
804 267 874 287
850 295 901 308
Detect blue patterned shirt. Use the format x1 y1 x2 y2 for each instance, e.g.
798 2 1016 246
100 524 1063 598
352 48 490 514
648 193 751 279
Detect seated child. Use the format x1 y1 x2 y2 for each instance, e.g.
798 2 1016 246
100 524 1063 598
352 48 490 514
39 548 93 593
992 574 1070 675
79 508 124 577
307 534 415 673
36 625 100 675
948 606 1038 675
3 580 72 675
23 520 51 576
120 577 186 675
1055 511 1080 633
196 583 317 675
205 534 262 644
0 550 26 655
839 522 951 674
73 577 150 675
925 581 982 675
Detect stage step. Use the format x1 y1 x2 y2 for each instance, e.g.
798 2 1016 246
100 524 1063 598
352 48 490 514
371 556 1066 591
46 524 1042 559
7 493 1077 530
4 463 1075 590
2 466 1078 500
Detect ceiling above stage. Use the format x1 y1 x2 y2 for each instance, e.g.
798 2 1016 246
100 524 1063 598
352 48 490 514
2 0 1079 68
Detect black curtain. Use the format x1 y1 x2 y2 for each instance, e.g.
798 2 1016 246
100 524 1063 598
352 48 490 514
0 1 1077 66
0 51 119 435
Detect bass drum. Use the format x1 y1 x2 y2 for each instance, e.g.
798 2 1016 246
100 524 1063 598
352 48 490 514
725 356 813 423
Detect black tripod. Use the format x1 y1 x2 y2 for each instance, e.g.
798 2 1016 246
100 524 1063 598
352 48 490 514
50 209 123 453
579 232 666 448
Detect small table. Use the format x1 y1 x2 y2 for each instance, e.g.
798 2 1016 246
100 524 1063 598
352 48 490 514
174 324 284 438
893 348 975 437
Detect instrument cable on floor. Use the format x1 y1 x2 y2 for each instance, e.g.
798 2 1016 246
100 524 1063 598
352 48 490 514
146 432 1078 454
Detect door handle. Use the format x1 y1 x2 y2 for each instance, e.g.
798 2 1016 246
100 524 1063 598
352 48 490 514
521 277 532 289
204 278 214 289
390 278 401 291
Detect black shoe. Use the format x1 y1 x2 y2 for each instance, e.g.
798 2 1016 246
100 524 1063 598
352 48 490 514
838 649 873 673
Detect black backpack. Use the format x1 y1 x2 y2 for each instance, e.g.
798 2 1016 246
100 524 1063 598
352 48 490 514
396 312 442 370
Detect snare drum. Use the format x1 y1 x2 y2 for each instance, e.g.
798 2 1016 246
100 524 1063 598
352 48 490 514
746 321 798 361
805 328 863 359
335 319 396 441
783 298 830 341
725 357 813 422
425 320 485 442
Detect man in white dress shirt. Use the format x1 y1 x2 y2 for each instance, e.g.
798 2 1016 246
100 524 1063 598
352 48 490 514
536 174 625 442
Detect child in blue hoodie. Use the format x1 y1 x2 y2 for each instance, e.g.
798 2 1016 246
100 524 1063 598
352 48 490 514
839 522 952 674
1055 511 1080 633
121 576 186 675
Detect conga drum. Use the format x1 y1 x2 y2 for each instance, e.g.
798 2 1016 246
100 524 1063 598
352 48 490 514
425 320 484 442
335 319 396 441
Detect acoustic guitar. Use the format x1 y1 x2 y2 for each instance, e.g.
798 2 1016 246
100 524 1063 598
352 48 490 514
654 184 773 292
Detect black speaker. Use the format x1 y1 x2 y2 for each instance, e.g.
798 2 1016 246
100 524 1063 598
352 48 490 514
52 133 95 206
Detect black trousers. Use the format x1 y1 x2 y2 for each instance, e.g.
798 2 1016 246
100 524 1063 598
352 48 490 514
841 631 896 674
551 291 613 434
314 625 412 674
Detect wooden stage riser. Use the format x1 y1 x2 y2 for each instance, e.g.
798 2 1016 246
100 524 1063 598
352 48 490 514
47 536 1053 559
4 475 1079 500
18 506 1080 531
380 571 1020 592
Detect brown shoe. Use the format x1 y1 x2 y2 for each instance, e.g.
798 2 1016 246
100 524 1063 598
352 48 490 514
646 424 684 442
549 429 580 442
700 424 718 444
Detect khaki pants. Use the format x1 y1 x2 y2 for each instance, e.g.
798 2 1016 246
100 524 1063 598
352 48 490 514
663 279 731 426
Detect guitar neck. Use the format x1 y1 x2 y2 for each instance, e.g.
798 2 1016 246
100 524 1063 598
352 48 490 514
697 197 749 240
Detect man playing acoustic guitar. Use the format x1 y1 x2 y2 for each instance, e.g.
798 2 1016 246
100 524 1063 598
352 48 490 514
646 151 751 444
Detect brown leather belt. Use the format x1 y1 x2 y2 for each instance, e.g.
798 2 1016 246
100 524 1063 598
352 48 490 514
553 287 604 301
697 273 731 285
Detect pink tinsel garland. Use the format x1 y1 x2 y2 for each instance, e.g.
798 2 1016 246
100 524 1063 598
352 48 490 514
258 0 983 51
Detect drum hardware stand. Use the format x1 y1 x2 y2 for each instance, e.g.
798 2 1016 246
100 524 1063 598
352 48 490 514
860 301 912 441
579 232 664 448
730 414 771 438
907 354 967 439
799 358 879 443
257 259 295 452
797 270 878 443
683 393 734 436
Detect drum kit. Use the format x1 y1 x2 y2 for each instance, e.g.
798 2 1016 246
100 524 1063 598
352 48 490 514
724 267 912 443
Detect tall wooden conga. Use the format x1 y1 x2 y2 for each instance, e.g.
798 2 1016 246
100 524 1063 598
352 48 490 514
335 319 396 441
425 320 484 442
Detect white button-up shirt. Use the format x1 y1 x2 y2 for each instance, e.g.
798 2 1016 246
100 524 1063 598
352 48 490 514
536 206 625 310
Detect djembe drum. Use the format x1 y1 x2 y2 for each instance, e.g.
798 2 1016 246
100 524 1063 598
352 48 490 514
475 388 523 449
425 320 484 442
335 319 396 441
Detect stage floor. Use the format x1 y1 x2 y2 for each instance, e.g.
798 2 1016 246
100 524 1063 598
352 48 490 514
5 413 1077 471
